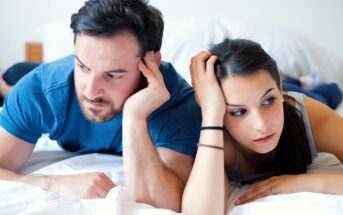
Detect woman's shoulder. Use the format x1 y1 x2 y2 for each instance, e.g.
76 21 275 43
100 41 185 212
304 95 343 161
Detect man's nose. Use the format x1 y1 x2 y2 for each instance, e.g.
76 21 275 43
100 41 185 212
84 74 103 100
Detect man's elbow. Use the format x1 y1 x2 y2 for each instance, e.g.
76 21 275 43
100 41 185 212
133 189 182 212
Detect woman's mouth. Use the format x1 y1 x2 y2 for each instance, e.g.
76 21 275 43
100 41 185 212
253 133 275 144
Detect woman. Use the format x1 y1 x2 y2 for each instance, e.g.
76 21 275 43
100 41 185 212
182 38 343 215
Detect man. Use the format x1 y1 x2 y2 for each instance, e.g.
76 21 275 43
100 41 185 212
0 0 201 212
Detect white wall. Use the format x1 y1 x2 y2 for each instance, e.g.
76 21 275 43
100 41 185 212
0 0 85 69
0 0 342 70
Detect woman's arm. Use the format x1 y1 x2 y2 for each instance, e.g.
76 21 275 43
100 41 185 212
235 172 343 204
182 51 228 215
235 96 343 204
305 96 343 162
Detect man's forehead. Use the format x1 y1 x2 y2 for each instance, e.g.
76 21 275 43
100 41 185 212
75 32 142 56
74 33 142 71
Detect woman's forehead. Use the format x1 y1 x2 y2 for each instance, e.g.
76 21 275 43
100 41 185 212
221 70 279 103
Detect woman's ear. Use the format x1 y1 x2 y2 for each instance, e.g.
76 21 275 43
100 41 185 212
279 75 284 93
154 51 162 66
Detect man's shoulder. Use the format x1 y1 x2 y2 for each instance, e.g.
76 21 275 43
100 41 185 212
159 61 192 96
39 55 75 92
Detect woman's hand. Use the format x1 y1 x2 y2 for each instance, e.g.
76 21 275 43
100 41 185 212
235 174 316 205
190 51 226 124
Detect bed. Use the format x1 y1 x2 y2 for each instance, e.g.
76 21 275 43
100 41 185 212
1 17 343 214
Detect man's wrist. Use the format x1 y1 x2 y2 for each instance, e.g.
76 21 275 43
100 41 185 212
123 114 148 127
19 175 54 191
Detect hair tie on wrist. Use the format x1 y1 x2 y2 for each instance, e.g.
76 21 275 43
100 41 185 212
200 126 224 131
197 143 224 150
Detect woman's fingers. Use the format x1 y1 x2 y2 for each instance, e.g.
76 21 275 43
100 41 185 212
235 177 276 204
206 55 218 80
190 51 213 81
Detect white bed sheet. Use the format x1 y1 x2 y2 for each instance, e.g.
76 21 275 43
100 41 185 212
1 136 343 214
0 137 182 215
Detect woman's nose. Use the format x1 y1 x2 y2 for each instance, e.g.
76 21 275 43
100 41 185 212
251 110 268 133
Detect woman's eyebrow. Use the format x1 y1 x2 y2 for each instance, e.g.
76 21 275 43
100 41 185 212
260 88 275 100
225 88 275 106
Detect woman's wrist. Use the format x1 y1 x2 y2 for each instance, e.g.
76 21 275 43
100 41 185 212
201 116 223 127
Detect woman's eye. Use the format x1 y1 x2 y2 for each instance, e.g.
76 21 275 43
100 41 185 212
262 97 276 106
229 109 246 117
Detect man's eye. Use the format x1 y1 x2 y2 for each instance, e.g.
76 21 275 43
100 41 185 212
78 64 88 71
106 73 121 80
262 97 276 106
229 109 246 117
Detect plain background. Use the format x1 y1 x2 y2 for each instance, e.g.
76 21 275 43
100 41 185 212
0 0 342 70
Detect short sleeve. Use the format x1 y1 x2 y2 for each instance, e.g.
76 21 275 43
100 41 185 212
149 94 201 156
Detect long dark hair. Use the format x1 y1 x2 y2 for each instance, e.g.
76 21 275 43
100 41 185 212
210 38 312 175
70 0 164 56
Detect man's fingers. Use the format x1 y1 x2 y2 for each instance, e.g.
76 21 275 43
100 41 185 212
98 172 116 188
138 60 154 80
93 173 116 198
142 51 161 78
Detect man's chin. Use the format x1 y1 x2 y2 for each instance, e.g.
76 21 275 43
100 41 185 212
83 109 119 123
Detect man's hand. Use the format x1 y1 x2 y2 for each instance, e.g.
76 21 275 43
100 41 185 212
22 172 116 199
123 51 170 120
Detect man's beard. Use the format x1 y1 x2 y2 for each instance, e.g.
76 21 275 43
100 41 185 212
76 74 147 123
77 94 121 123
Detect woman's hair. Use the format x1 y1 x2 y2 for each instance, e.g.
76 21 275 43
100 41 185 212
210 38 312 175
70 0 164 57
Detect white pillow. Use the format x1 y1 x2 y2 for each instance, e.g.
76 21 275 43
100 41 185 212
161 17 230 84
218 17 343 88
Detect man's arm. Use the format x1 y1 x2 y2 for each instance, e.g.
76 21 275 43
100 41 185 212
122 51 193 212
122 117 193 212
0 126 115 199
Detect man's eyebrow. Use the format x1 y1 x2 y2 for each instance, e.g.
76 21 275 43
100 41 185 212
74 55 91 70
225 88 275 107
104 69 128 74
74 55 129 74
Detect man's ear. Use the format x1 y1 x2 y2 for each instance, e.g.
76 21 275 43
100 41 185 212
154 51 162 66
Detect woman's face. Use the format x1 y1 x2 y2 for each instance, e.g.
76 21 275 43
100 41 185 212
221 69 284 155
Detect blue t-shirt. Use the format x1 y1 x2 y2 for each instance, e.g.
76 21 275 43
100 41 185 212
0 56 201 156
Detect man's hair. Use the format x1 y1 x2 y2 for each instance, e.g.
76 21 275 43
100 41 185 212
70 0 164 56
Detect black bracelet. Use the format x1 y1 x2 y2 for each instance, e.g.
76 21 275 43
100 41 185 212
200 126 224 131
198 143 224 150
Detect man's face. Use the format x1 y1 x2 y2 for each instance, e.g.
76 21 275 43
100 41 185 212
74 32 143 123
